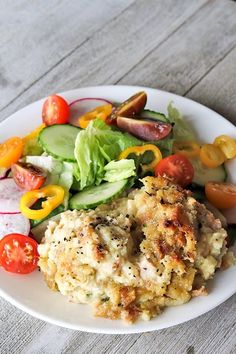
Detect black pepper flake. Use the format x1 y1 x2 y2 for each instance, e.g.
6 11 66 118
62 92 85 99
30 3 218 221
126 214 129 218
143 267 147 271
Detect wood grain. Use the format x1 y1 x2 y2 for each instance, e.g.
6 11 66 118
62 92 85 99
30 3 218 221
118 0 236 99
0 0 207 122
187 46 236 125
0 0 135 111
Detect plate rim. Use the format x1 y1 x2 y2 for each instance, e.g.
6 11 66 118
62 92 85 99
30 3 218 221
0 84 235 334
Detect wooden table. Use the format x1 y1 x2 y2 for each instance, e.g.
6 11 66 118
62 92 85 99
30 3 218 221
0 1 236 353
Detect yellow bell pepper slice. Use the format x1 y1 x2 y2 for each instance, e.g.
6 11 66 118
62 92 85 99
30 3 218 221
173 140 200 158
22 124 46 143
78 104 113 128
20 185 64 220
213 135 236 159
119 144 162 172
200 144 226 168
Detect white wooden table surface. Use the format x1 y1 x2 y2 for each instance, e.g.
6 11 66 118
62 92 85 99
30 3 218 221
0 1 236 353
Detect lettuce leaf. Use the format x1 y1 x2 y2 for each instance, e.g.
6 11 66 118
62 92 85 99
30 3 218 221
167 102 197 141
74 119 141 190
104 159 136 182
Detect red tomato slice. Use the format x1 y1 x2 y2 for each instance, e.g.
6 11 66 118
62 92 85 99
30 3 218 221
155 154 194 187
0 234 38 274
42 95 70 126
11 162 46 191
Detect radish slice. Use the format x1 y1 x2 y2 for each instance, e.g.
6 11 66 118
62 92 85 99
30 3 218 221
0 178 25 213
0 167 9 179
69 98 113 126
222 205 236 225
0 213 30 240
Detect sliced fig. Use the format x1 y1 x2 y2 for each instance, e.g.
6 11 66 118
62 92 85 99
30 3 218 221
117 116 172 141
107 91 147 125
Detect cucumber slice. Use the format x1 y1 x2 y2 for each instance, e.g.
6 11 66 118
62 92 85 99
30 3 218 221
191 158 227 187
141 109 170 123
39 124 81 162
69 179 128 210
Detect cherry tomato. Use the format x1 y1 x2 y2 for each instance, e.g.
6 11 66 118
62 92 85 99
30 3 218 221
0 234 38 274
213 135 236 159
205 182 236 209
0 137 23 168
200 144 225 168
11 162 46 191
154 154 194 187
42 95 70 126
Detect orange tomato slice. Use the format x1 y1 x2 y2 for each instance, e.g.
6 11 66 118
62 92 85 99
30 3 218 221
0 137 23 168
205 182 236 209
200 144 226 168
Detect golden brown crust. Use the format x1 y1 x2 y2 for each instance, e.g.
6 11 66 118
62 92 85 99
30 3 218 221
38 176 232 323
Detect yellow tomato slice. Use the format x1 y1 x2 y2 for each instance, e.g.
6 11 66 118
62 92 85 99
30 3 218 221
213 135 236 159
173 140 200 158
0 137 23 168
22 124 45 143
200 144 226 168
78 104 113 128
205 182 236 209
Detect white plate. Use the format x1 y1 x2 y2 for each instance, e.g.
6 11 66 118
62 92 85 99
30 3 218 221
0 86 235 334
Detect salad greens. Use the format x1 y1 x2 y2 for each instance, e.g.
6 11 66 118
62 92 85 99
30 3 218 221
103 159 136 182
74 119 141 190
24 97 208 226
167 102 197 142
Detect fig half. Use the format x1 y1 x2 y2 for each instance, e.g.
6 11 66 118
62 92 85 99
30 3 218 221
117 116 172 141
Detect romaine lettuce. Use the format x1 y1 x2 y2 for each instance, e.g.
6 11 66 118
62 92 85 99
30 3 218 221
104 159 136 182
167 102 197 141
74 119 141 190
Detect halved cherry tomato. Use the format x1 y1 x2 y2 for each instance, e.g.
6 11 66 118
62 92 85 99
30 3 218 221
78 104 113 128
155 154 194 187
0 234 38 274
42 95 70 126
173 140 200 158
213 135 236 159
0 137 23 168
11 162 46 191
200 144 226 168
205 182 236 209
